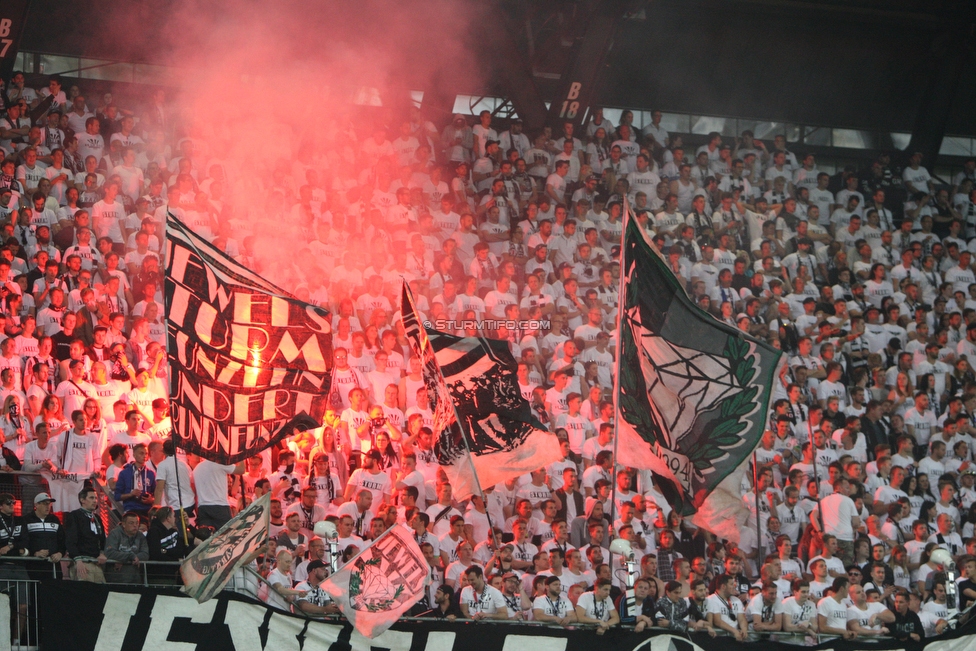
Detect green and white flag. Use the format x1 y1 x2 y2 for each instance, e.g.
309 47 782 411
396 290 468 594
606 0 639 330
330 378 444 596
180 492 270 602
321 523 429 638
615 214 784 542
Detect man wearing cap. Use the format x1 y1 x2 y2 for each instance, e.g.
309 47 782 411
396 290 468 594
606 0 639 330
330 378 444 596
0 491 28 629
499 119 529 159
293 536 328 584
293 559 339 618
499 571 529 619
22 492 65 579
425 584 464 620
0 494 25 564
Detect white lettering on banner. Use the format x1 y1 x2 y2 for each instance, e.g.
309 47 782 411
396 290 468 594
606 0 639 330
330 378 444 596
73 589 976 651
169 277 331 371
173 374 315 424
350 629 414 651
175 332 327 392
265 613 307 651
501 635 567 651
224 600 279 651
226 599 459 651
93 592 140 651
173 404 306 457
144 596 216 651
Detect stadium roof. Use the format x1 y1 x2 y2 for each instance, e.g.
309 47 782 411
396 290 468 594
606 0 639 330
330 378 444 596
20 0 976 135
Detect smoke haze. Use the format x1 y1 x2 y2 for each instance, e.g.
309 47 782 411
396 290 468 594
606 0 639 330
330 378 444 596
144 0 485 290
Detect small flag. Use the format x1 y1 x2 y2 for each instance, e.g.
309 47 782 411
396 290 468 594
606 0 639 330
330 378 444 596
615 206 784 541
165 214 331 463
180 493 270 603
321 524 429 638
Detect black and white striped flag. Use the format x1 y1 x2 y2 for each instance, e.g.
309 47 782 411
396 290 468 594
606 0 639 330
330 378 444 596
165 214 331 463
400 281 560 498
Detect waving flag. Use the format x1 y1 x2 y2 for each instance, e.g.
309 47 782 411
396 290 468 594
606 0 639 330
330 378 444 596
615 212 784 541
400 281 480 498
165 214 331 463
321 524 428 638
181 493 270 602
427 330 562 493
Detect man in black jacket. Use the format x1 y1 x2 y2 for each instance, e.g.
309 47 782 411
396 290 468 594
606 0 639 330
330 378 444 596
554 467 585 523
22 492 65 580
859 401 888 461
0 492 29 638
889 589 924 642
64 487 107 582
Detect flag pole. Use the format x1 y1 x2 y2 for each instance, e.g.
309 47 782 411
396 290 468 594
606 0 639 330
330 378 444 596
401 280 499 551
608 198 632 585
163 224 188 552
752 451 763 569
810 438 824 534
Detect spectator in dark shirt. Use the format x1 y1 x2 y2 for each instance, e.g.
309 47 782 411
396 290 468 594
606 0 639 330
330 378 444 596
889 589 924 642
22 491 65 580
427 584 463 620
0 492 29 612
656 529 682 582
959 556 976 611
64 486 107 582
147 506 186 562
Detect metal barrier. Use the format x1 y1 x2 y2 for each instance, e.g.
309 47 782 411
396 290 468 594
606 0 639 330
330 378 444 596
0 557 182 651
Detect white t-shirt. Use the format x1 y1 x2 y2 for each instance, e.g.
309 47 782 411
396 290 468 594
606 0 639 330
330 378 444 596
532 594 574 619
576 591 613 622
155 456 195 510
460 584 507 616
193 460 236 506
847 601 888 632
780 596 816 628
746 594 784 626
266 568 294 612
818 493 858 541
817 596 849 631
706 593 744 627
346 468 391 505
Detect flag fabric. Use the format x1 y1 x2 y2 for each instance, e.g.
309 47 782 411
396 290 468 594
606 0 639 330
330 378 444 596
321 524 428 638
399 281 480 498
615 211 784 542
165 214 331 463
426 330 562 494
181 492 271 603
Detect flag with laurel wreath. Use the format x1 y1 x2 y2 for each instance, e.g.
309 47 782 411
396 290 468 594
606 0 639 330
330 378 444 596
615 212 784 542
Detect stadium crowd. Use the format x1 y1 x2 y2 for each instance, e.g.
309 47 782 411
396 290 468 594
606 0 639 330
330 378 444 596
0 73 976 640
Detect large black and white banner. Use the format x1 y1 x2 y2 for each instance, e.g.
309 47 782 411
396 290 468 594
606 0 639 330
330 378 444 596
165 215 332 463
38 583 976 651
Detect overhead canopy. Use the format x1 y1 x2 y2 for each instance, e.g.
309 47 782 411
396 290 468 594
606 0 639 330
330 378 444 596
18 0 976 135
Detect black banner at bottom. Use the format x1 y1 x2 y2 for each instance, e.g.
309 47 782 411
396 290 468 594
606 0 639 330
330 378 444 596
38 581 976 651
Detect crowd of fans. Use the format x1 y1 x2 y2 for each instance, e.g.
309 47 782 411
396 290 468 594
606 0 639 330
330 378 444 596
1 72 976 641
